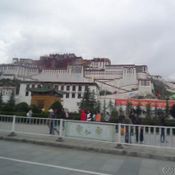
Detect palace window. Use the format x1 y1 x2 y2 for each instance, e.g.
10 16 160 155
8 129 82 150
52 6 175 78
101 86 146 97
72 85 76 91
78 93 81 99
78 86 82 91
72 93 75 98
25 91 29 96
66 86 70 91
66 93 69 98
141 80 150 86
61 85 64 91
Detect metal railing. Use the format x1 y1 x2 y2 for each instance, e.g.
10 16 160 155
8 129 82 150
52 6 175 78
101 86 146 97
0 115 63 138
117 123 175 148
0 115 175 149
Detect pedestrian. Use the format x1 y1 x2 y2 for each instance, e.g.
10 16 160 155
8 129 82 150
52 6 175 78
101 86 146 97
139 126 144 143
80 110 87 121
86 111 92 121
48 108 59 135
123 115 132 143
65 111 69 119
92 112 96 121
131 115 143 143
160 115 166 143
160 127 165 143
95 112 102 122
104 112 110 122
26 109 32 124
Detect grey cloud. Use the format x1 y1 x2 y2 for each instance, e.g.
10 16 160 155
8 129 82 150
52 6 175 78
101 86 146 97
0 0 175 79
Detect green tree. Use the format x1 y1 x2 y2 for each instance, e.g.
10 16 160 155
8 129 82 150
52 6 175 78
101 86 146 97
146 103 151 118
79 87 97 113
102 100 107 117
136 103 142 117
15 102 29 112
126 101 132 116
0 93 3 110
31 104 41 114
165 99 170 118
108 99 114 114
118 107 124 123
170 104 175 119
99 90 112 96
4 92 16 112
110 109 118 123
152 79 170 99
95 100 101 113
50 100 65 118
154 104 158 118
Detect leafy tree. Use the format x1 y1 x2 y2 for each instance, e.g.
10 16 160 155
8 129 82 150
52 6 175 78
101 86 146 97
152 79 170 99
8 92 15 106
15 102 29 112
126 101 132 116
108 99 114 114
31 104 41 114
154 104 158 118
99 90 112 96
0 93 3 110
95 100 101 113
110 109 118 123
146 103 151 118
3 92 16 112
165 99 170 118
102 100 107 116
170 104 175 119
118 107 124 123
136 103 142 117
50 100 65 118
79 87 97 113
79 87 90 111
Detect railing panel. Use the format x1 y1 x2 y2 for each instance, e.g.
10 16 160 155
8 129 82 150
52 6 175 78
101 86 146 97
117 123 175 148
0 115 13 132
0 115 175 149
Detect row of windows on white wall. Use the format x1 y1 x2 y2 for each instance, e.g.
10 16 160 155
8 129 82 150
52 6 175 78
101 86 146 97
26 84 89 92
25 91 82 99
140 80 150 86
0 89 14 96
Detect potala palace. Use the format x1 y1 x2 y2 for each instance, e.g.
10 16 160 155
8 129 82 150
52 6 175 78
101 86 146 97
0 53 168 112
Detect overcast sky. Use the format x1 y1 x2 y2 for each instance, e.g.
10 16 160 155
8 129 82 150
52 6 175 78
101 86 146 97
0 0 175 79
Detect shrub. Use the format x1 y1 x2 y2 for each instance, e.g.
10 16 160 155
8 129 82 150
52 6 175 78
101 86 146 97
15 102 29 112
69 112 80 120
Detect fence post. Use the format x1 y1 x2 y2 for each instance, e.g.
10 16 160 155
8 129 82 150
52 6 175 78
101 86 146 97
8 115 16 136
57 119 64 141
116 123 123 148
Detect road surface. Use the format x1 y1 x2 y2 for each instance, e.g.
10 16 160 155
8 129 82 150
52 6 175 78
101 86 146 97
0 140 174 175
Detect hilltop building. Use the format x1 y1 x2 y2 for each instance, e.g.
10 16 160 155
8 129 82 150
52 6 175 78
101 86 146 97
0 53 154 112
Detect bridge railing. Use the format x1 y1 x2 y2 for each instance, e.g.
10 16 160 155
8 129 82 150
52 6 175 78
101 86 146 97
0 115 175 149
0 115 62 137
117 123 175 148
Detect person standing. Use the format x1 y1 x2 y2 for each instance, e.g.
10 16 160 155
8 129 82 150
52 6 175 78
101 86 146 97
27 109 32 124
80 110 87 121
48 109 54 134
95 112 102 122
49 109 60 135
86 111 92 121
160 115 166 143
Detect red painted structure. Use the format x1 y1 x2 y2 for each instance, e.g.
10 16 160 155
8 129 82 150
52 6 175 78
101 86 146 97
115 99 175 109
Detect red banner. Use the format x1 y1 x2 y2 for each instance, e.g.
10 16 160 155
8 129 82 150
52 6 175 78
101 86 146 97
115 99 175 109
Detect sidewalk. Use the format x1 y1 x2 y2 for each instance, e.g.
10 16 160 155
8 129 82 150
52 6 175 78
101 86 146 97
0 131 175 162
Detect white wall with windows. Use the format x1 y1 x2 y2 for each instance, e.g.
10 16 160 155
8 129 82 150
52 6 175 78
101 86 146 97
16 82 99 112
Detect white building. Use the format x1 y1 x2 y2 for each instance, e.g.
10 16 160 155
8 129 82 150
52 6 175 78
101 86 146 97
0 56 154 112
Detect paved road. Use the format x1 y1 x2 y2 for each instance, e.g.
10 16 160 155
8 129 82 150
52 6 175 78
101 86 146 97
0 140 174 175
